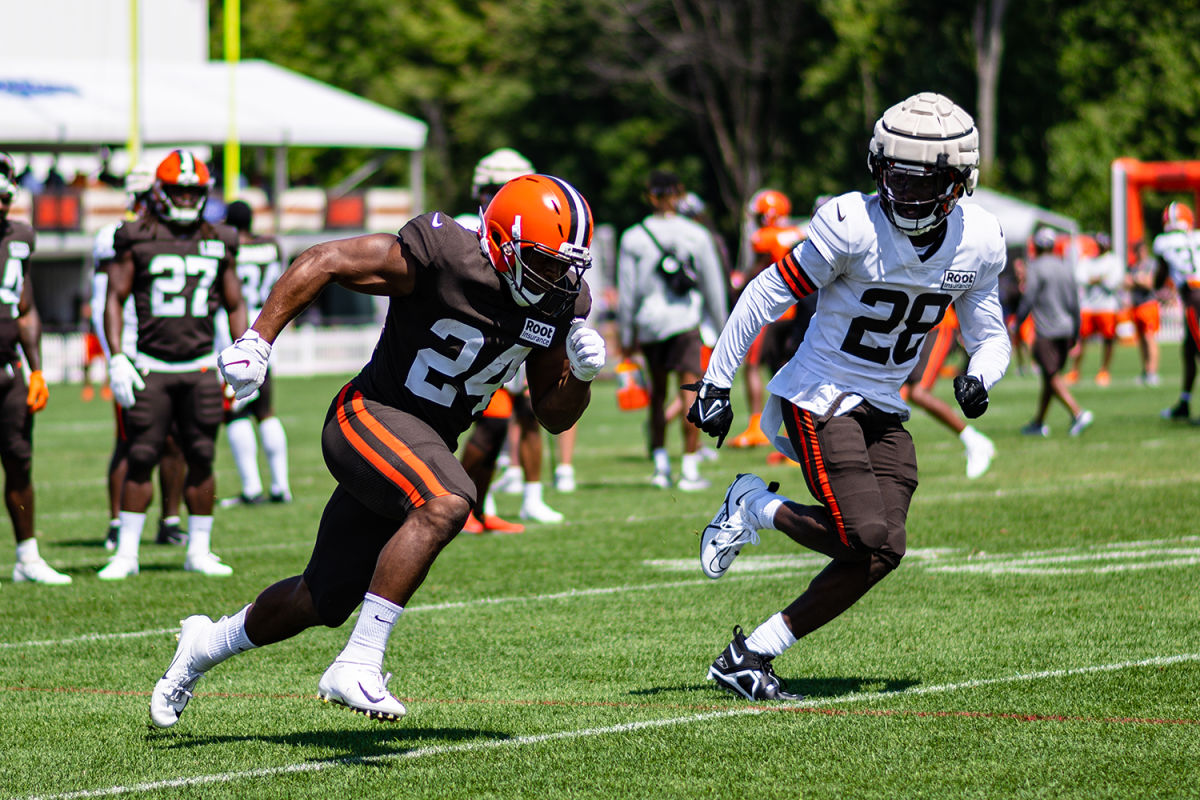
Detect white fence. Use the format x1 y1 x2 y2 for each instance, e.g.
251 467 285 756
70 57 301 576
41 324 384 384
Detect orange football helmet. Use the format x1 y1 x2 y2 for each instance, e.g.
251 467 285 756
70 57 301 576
152 149 211 225
480 174 593 317
749 189 791 226
1164 201 1194 232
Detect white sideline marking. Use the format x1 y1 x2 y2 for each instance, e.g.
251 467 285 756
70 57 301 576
0 628 179 650
22 652 1200 800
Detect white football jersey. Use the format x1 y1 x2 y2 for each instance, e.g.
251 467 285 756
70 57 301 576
1074 252 1124 313
767 192 1009 419
1152 230 1200 288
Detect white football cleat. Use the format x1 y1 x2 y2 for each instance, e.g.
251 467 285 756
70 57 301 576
13 559 72 585
963 432 996 480
701 474 770 580
493 466 524 495
519 497 564 524
97 555 139 581
184 552 233 577
317 661 407 722
554 464 576 493
676 476 711 492
150 615 214 728
651 470 672 489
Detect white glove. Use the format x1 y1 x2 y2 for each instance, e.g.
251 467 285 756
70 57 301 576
218 329 272 400
108 353 144 409
223 381 260 413
566 321 606 382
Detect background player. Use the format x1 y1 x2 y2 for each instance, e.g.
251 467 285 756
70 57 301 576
687 93 1010 700
1066 232 1122 386
1126 240 1161 386
92 164 188 549
218 200 291 506
900 303 996 478
100 150 247 580
1154 203 1200 421
0 152 69 585
1015 228 1092 437
149 175 604 728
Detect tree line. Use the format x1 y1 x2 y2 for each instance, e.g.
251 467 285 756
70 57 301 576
213 0 1200 241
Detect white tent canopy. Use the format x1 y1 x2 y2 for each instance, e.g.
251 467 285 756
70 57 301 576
959 187 1079 245
0 59 427 150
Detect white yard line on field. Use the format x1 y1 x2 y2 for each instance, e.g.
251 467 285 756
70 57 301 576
21 651 1200 800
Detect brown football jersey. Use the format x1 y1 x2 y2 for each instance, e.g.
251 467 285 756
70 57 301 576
354 212 592 448
0 219 36 366
234 235 284 316
114 217 239 364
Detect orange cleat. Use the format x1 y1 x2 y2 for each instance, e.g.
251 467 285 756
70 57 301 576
1064 369 1080 385
101 385 113 401
81 385 95 402
1094 370 1111 387
729 413 770 448
482 515 524 534
766 451 801 467
462 513 485 534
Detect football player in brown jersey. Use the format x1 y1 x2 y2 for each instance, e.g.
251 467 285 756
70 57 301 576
0 153 70 584
100 150 248 580
149 174 605 728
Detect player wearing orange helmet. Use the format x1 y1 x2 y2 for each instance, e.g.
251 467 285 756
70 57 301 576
149 174 604 729
1154 201 1200 420
101 149 248 580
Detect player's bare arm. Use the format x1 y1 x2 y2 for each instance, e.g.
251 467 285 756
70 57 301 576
104 249 135 356
252 233 415 344
15 269 41 373
526 342 591 434
221 255 249 341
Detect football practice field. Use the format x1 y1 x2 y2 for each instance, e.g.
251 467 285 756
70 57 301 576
2 343 1199 799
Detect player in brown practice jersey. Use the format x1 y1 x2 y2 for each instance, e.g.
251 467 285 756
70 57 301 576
0 153 69 584
148 175 605 729
100 150 248 580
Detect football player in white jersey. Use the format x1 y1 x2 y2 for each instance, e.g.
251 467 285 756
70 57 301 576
687 93 1011 700
1153 202 1200 421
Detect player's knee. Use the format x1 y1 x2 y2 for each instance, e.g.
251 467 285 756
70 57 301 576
416 494 471 543
850 519 890 553
867 549 903 587
127 444 159 477
187 439 216 466
1 454 32 486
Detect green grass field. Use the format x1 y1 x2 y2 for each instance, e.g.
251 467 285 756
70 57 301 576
2 343 1199 799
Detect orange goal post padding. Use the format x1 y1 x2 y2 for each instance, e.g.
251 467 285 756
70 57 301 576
1112 158 1200 266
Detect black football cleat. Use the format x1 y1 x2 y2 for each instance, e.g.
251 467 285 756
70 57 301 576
104 522 119 552
1162 400 1191 421
708 625 802 701
156 519 187 546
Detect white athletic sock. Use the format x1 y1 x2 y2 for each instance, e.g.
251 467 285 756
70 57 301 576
193 605 259 672
336 593 404 670
258 416 290 497
483 491 497 517
745 612 797 658
652 448 670 475
681 452 702 481
523 481 544 505
15 538 39 564
959 425 984 446
187 515 214 558
742 488 785 531
226 418 263 498
115 511 146 561
502 464 523 486
163 515 181 527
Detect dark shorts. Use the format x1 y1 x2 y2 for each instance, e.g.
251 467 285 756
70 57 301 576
1183 289 1200 351
1032 337 1070 378
122 369 223 469
306 381 476 626
906 323 958 389
780 397 916 569
0 366 32 464
227 369 275 422
641 328 702 376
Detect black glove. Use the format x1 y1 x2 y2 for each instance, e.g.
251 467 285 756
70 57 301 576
953 375 989 419
683 382 734 447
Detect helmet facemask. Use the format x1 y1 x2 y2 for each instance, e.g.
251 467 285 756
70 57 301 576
0 154 17 213
872 152 969 237
494 231 590 318
154 182 207 225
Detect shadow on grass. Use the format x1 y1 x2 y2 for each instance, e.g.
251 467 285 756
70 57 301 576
630 676 920 700
147 725 510 755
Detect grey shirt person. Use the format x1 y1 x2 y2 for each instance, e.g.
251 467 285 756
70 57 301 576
1016 254 1079 340
617 214 728 349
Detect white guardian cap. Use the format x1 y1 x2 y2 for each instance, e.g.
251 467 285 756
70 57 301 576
867 92 979 237
472 148 535 202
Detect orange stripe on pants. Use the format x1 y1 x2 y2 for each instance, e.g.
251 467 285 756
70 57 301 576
349 388 450 499
791 404 849 546
335 385 426 507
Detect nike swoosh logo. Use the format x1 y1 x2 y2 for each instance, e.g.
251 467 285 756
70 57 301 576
374 615 390 624
358 681 388 704
837 205 845 222
730 648 745 666
431 212 443 228
224 359 250 369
